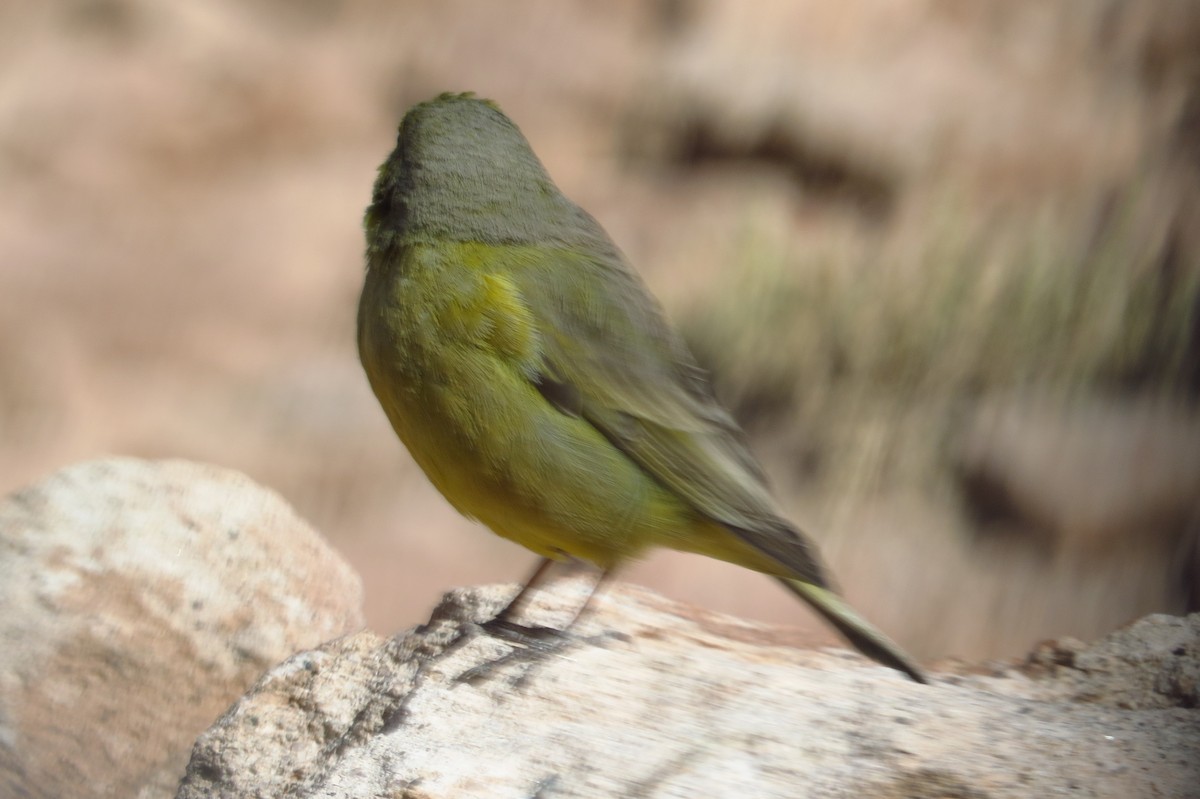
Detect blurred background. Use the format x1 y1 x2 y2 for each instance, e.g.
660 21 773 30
1 0 1197 663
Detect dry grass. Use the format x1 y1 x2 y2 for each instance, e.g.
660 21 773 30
683 179 1200 502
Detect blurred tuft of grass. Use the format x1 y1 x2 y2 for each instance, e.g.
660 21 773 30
681 181 1200 508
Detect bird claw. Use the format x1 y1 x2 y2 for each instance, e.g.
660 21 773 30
479 617 570 648
455 619 575 687
455 619 627 687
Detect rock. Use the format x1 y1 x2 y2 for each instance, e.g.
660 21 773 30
956 396 1200 548
1025 613 1199 710
636 0 1161 206
177 583 1200 798
0 458 364 799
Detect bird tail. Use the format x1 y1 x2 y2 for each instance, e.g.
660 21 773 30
779 577 927 684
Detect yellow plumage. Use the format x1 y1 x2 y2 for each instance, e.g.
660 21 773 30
358 93 925 682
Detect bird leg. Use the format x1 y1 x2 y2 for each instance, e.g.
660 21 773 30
486 556 559 627
480 557 608 643
461 561 616 685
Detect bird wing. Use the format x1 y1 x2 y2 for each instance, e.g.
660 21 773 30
511 240 829 587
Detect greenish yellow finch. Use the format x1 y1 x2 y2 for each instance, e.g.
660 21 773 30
358 92 925 683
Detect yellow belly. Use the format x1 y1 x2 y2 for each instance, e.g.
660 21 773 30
358 244 700 569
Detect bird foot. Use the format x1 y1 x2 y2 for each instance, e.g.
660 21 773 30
455 617 577 686
455 617 627 687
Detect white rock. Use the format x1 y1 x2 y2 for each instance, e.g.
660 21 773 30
177 583 1199 798
0 458 364 799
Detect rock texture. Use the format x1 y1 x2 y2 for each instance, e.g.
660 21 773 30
0 458 365 799
177 583 1199 798
2 0 1198 659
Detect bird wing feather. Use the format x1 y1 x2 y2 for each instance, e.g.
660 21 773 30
511 242 828 587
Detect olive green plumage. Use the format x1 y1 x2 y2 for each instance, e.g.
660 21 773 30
358 92 925 683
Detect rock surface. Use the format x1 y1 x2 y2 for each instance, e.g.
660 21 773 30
0 458 365 799
177 582 1199 798
1 0 1197 658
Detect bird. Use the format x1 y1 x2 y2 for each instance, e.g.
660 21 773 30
357 92 925 683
